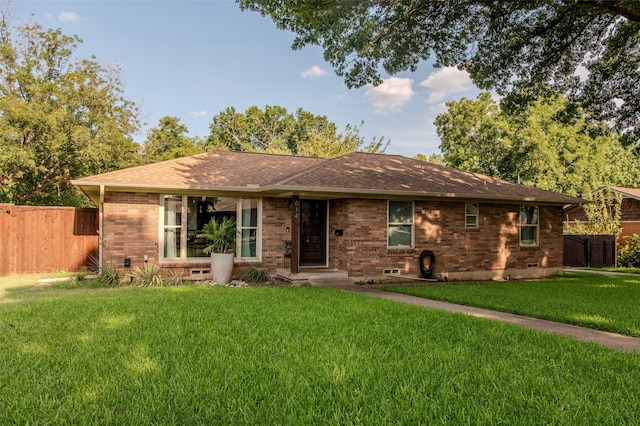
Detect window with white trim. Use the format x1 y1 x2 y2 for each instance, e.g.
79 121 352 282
240 198 258 258
520 205 539 246
465 203 479 228
161 196 260 260
388 201 413 247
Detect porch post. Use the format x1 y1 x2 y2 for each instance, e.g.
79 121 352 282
291 196 300 274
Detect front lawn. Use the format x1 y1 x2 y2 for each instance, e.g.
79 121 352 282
586 267 640 274
1 276 640 424
382 272 640 337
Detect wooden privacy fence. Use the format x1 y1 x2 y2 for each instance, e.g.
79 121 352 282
0 204 98 275
563 234 616 268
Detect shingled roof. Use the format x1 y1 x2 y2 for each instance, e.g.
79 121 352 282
72 150 584 205
611 187 640 200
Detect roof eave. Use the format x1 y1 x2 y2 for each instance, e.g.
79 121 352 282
261 185 583 205
70 180 584 205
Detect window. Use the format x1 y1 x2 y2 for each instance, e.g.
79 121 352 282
163 195 182 258
465 203 479 228
388 201 413 247
186 196 217 258
520 205 539 246
161 196 260 260
240 199 258 258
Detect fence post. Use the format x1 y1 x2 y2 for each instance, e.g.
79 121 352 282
585 237 590 268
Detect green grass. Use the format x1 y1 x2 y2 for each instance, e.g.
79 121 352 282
382 272 640 337
585 266 640 274
2 275 640 424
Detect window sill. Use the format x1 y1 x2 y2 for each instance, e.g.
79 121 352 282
386 248 416 255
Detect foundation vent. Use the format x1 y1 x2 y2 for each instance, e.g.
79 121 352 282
191 269 211 277
383 268 401 275
527 263 539 268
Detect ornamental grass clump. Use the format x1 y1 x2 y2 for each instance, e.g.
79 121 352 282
132 263 163 287
97 261 122 287
165 269 185 286
238 263 275 284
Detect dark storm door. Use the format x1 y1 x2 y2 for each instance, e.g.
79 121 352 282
299 200 327 266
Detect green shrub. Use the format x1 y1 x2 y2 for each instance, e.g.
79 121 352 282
132 264 163 287
165 269 185 286
238 263 274 284
97 261 123 287
618 234 640 268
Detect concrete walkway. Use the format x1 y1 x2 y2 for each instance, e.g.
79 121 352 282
328 283 640 353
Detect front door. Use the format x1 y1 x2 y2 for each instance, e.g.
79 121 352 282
300 200 327 266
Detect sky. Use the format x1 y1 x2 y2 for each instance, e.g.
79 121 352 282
12 0 484 158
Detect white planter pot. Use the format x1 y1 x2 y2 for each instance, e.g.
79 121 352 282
211 252 235 284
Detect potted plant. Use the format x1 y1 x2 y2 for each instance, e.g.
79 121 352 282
198 216 237 284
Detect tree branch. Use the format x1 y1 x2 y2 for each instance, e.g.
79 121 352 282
572 0 640 22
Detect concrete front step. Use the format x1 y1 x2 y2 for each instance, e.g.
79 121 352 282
307 277 355 287
276 268 347 280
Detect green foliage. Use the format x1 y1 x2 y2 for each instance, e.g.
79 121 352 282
239 1 640 141
383 272 640 337
132 263 163 287
141 116 204 163
96 261 122 287
436 92 640 196
435 92 509 178
565 189 622 236
0 17 141 206
165 269 185 286
237 263 274 284
198 216 237 254
205 105 387 157
618 234 640 268
2 284 640 423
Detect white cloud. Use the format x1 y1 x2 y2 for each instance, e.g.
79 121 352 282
420 67 474 103
189 110 208 117
364 77 415 114
58 12 80 23
301 65 328 79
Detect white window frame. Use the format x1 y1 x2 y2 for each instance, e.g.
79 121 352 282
237 198 261 260
465 203 479 229
519 205 539 246
387 200 414 248
159 195 262 262
161 195 184 259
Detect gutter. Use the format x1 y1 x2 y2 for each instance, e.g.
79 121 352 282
70 180 585 206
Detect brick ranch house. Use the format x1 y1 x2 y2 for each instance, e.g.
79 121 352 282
72 150 583 281
565 187 640 246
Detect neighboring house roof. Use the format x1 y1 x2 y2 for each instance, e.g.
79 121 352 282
611 187 640 201
72 150 584 205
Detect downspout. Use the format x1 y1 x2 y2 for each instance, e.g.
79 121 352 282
99 185 104 272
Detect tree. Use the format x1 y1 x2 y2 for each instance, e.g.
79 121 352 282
0 15 140 206
434 92 513 178
141 116 204 163
435 92 640 197
565 190 622 236
239 1 640 143
205 105 387 157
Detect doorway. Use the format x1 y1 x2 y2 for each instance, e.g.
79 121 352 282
299 200 327 266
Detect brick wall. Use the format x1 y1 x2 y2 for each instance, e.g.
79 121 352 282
103 192 160 271
102 193 564 280
328 199 564 280
621 222 640 246
261 197 292 271
621 198 640 221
